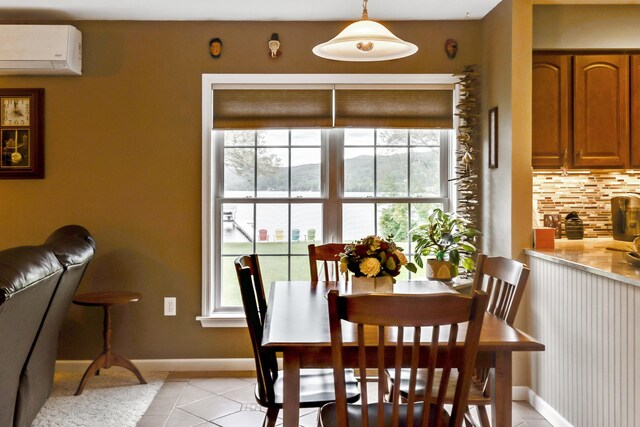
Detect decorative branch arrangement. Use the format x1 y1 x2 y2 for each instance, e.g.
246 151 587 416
453 64 480 230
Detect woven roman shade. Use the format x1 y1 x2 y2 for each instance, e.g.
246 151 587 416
334 89 453 128
213 89 333 129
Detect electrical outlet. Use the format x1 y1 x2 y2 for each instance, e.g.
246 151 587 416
164 297 176 316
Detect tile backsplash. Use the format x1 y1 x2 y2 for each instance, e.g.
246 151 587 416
533 170 640 238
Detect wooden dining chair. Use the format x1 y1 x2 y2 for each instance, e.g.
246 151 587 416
308 243 348 282
393 253 531 426
319 290 489 427
234 255 360 427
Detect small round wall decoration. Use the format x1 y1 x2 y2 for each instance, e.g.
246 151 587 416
210 38 222 58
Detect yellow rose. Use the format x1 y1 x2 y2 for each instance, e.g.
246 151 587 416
359 257 382 278
340 258 348 273
395 250 407 265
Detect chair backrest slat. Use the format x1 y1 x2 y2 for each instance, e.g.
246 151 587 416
327 290 489 427
309 243 349 282
472 253 530 326
234 255 278 404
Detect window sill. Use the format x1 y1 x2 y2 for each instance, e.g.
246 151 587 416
197 313 246 328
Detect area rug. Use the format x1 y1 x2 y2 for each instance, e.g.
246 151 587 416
32 369 167 427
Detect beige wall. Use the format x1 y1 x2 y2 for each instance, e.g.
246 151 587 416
0 20 483 359
481 0 533 386
534 5 640 49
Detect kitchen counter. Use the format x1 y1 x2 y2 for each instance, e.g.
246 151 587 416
524 238 640 287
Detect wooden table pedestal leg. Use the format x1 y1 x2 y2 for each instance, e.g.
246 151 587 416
75 305 147 396
490 351 512 427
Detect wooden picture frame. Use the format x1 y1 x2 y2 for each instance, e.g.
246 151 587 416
488 106 498 169
0 88 44 179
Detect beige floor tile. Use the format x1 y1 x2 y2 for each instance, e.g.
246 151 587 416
208 409 268 426
144 396 179 416
513 401 545 420
219 383 256 404
164 408 208 427
188 377 250 394
522 419 554 427
156 382 188 399
298 409 320 427
177 384 216 406
179 395 241 421
136 414 169 426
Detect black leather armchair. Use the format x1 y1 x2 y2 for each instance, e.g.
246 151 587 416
14 226 95 427
0 246 63 427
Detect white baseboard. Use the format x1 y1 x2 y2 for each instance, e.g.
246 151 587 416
55 358 256 373
525 388 573 427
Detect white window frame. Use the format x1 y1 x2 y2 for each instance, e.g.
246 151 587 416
199 74 458 327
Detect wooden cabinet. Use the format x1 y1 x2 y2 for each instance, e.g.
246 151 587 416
532 55 571 168
573 55 629 168
632 55 640 167
532 53 635 169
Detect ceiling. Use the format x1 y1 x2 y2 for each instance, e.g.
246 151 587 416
0 0 502 21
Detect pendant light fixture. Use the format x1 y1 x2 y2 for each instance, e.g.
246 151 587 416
312 0 418 62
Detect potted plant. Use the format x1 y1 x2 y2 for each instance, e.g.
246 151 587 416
411 208 480 281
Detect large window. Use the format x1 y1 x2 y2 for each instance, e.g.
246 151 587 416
201 74 458 326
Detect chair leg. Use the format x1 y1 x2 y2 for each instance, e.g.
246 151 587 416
263 407 279 427
476 405 491 427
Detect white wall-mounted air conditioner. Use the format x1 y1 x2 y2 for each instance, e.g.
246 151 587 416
0 25 82 75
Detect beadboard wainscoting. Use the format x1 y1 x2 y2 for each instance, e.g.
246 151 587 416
528 256 640 427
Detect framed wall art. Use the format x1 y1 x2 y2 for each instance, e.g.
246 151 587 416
0 88 44 179
488 106 498 169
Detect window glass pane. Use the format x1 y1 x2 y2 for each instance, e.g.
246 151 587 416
377 203 409 250
224 148 254 197
344 147 374 197
290 256 310 281
410 147 440 197
257 129 288 146
291 129 321 146
291 147 321 197
257 148 288 197
291 204 323 254
259 256 289 290
410 203 443 255
376 147 408 197
410 129 440 146
256 204 288 254
223 130 254 146
342 203 375 242
220 256 242 307
377 129 408 146
222 203 254 255
344 128 374 146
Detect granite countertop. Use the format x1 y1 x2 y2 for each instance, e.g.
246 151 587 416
524 238 640 286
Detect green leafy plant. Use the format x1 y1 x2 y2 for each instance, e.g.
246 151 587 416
411 208 481 276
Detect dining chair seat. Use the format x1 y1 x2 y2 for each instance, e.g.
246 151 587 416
396 369 487 405
319 401 448 427
264 368 360 407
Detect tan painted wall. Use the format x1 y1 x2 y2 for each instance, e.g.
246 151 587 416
481 0 533 387
0 20 482 359
534 5 640 49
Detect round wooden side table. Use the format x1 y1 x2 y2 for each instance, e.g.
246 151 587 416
72 291 146 396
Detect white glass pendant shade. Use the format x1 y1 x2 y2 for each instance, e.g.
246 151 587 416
313 19 418 62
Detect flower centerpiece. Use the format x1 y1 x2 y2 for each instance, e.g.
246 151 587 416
340 235 416 283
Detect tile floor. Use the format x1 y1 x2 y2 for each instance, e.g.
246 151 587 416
138 372 554 427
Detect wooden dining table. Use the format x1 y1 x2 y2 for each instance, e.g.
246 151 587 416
262 280 545 427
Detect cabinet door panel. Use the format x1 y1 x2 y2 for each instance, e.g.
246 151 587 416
532 55 571 168
632 55 640 167
574 55 629 168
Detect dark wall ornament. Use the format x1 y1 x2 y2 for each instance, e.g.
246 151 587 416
209 38 222 58
445 39 458 59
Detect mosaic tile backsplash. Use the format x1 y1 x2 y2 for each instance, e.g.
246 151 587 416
533 171 640 238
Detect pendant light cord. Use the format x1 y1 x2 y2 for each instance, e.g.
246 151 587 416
362 0 369 20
